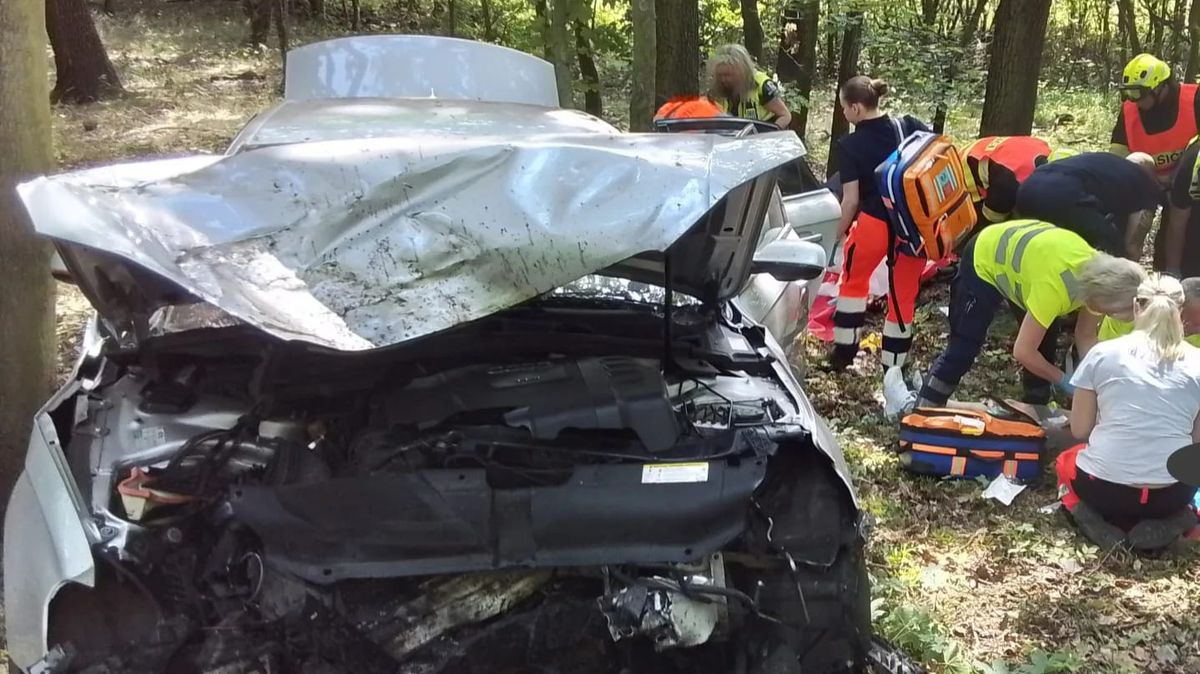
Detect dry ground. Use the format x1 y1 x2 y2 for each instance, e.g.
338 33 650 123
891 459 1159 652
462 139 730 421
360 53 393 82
42 2 1200 672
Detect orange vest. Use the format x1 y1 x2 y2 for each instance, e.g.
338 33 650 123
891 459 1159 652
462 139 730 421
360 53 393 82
1123 83 1199 178
654 97 725 120
962 136 1051 200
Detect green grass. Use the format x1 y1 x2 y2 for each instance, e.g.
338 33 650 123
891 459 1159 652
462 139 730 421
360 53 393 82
51 4 1200 672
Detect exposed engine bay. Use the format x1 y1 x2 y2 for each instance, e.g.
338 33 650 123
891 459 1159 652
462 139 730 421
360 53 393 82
42 302 871 674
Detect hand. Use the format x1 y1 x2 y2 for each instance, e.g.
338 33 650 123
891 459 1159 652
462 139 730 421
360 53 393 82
1055 375 1076 397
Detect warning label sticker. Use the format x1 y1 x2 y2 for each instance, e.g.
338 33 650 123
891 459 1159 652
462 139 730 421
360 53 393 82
641 462 710 484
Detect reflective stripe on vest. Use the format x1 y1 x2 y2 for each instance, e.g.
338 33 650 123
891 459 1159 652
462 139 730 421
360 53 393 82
992 223 1054 305
1123 83 1199 177
963 136 1051 200
723 71 775 121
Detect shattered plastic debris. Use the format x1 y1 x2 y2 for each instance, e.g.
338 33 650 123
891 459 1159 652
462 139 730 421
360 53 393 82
981 474 1027 506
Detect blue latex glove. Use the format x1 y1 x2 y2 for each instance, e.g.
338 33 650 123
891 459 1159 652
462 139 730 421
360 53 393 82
1055 375 1076 397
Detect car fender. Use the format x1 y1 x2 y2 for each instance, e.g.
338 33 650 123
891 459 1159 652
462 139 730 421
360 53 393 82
4 398 98 671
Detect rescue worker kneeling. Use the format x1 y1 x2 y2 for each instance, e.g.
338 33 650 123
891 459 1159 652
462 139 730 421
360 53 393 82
917 220 1146 408
1058 274 1200 552
961 136 1053 225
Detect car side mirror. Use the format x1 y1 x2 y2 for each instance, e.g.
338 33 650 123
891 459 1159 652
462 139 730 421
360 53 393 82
751 239 827 282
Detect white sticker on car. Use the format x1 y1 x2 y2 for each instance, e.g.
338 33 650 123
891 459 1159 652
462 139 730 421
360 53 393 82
641 462 710 484
132 426 167 450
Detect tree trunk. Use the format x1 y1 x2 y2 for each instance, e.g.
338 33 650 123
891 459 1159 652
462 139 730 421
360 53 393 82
274 0 288 71
1118 0 1141 54
481 0 495 41
1102 0 1112 89
739 0 766 64
979 0 1051 136
575 21 602 116
654 0 700 104
1173 0 1188 64
308 0 323 17
0 0 56 504
547 0 574 107
826 11 862 176
933 0 987 133
447 0 456 35
350 0 360 29
1187 0 1200 81
46 0 124 104
776 0 819 136
823 22 838 77
248 0 273 44
629 0 656 130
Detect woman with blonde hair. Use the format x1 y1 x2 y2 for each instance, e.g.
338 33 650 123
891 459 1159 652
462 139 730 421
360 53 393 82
1059 273 1200 550
706 44 791 128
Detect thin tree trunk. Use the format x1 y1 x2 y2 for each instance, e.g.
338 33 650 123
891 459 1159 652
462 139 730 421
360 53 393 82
1119 0 1141 54
776 0 819 136
274 0 288 71
1102 0 1112 89
1187 0 1200 80
350 0 360 29
547 0 574 107
447 0 456 35
629 0 656 130
739 0 766 64
933 0 987 133
654 0 700 104
481 0 495 41
826 11 862 176
575 21 602 116
979 0 1051 136
1173 0 1187 64
46 0 124 104
823 22 838 77
0 0 56 503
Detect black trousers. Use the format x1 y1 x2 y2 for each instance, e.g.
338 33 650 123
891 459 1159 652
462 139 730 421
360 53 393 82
1015 174 1125 256
1072 466 1196 530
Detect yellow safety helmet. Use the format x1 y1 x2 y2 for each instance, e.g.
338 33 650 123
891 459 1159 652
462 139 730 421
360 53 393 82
1047 147 1079 162
1122 53 1172 92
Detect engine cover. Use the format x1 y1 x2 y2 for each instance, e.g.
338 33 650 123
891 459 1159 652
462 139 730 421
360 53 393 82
386 357 680 452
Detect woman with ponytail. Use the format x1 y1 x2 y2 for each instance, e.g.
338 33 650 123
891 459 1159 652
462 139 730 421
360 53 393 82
1060 274 1200 550
827 75 930 371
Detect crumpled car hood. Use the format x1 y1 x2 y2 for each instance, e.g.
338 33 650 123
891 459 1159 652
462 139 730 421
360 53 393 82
20 122 803 351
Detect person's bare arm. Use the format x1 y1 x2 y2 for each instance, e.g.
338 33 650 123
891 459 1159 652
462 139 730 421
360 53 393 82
836 180 860 241
766 98 791 129
1167 205 1190 273
1074 310 1101 358
1071 388 1098 440
1013 313 1063 384
1125 211 1151 259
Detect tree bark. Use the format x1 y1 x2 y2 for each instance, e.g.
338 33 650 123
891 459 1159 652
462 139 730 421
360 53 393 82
826 11 862 176
1118 0 1141 54
655 0 700 105
629 0 656 130
932 0 987 133
447 0 456 35
350 0 360 29
1187 0 1200 80
979 0 1051 136
0 0 56 504
546 0 574 107
481 0 495 41
823 22 838 77
776 0 818 136
739 0 766 64
274 0 288 71
247 0 273 44
575 21 602 116
308 0 323 18
46 0 124 104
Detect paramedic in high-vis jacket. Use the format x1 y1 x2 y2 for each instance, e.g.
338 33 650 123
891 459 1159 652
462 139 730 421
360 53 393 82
961 136 1053 225
706 44 792 128
1111 53 1200 269
917 221 1146 409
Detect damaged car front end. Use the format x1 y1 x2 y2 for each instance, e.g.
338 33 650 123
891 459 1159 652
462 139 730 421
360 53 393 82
10 68 874 674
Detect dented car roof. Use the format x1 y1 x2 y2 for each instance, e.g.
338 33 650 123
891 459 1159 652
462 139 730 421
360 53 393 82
20 100 804 351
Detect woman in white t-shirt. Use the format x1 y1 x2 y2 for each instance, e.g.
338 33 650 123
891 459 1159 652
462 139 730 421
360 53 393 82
1060 274 1200 550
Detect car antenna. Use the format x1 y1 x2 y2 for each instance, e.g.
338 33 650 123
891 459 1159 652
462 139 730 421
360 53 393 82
662 250 674 375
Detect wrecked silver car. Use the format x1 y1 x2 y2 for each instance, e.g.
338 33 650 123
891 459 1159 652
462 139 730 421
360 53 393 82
7 36 876 674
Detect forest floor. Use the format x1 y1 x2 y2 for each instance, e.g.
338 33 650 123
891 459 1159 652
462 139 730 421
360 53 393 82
41 1 1200 673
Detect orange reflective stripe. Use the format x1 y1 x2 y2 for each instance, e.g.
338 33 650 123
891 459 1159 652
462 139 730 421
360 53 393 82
951 457 968 475
909 443 957 456
1124 83 1199 177
1003 460 1018 478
